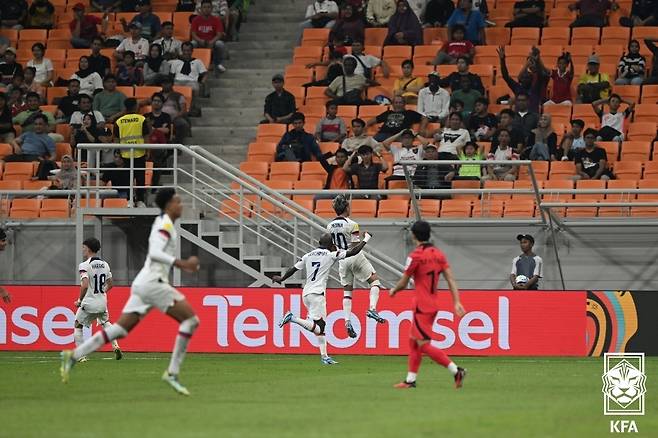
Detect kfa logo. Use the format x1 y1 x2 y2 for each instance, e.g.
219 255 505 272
602 353 646 433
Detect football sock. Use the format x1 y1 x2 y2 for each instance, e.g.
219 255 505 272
73 328 84 348
408 338 422 375
292 316 320 334
102 321 120 350
406 372 418 383
369 285 380 310
420 342 452 368
73 324 127 361
317 335 328 357
343 290 352 322
168 316 200 376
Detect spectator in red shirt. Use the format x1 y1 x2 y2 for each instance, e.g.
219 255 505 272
569 0 619 27
70 3 109 49
429 25 474 65
544 53 574 105
191 0 228 75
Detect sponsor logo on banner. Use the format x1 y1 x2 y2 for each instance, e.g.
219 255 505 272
0 287 586 355
603 352 646 433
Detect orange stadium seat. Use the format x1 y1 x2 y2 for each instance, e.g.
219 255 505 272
451 180 480 200
365 28 388 46
600 27 631 46
382 46 413 66
293 46 323 65
256 124 286 143
292 180 323 202
472 199 504 217
314 199 335 218
134 86 162 101
349 199 377 218
377 199 409 218
543 180 574 201
39 199 70 218
485 27 510 46
483 180 514 200
612 85 641 102
3 162 34 180
269 162 300 180
474 45 499 65
510 28 540 46
620 141 651 161
301 28 330 46
239 162 269 180
440 199 472 217
103 198 130 209
305 87 329 106
319 142 339 155
336 105 358 119
0 143 12 159
470 64 494 87
47 87 68 104
247 142 277 162
22 180 50 190
300 161 327 182
627 122 656 141
0 180 21 190
571 27 600 46
55 143 72 161
613 161 643 180
543 104 572 125
512 180 539 199
417 199 440 217
632 27 657 42
597 142 620 161
518 161 549 181
565 199 598 217
412 45 439 66
549 161 576 180
299 104 325 118
641 85 658 104
633 104 658 123
422 27 448 45
503 199 536 217
606 179 637 201
10 198 41 219
541 27 570 46
575 179 606 200
220 195 251 218
572 104 600 127
594 45 625 64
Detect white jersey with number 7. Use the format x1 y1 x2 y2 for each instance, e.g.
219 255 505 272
294 248 347 296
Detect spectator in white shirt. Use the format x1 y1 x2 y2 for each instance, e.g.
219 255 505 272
417 71 450 123
300 1 340 43
70 56 104 97
70 94 105 127
116 22 150 62
345 40 390 80
380 128 425 186
26 43 53 86
153 21 183 60
169 42 208 93
435 112 471 155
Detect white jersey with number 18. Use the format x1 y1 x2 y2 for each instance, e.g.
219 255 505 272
79 257 113 313
327 216 360 250
294 248 347 296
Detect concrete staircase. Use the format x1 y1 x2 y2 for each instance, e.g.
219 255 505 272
189 0 309 165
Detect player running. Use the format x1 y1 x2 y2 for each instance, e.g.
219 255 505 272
389 221 467 389
327 195 384 339
61 188 201 396
0 229 10 304
273 232 372 364
74 238 122 362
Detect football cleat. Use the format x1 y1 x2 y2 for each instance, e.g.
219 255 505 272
321 356 339 365
345 321 357 338
454 367 467 389
78 356 88 363
114 348 123 360
60 350 75 383
278 311 293 328
394 381 417 389
366 309 386 323
162 371 190 396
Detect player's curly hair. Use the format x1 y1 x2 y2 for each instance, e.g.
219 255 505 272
155 188 176 211
83 238 101 253
332 195 349 215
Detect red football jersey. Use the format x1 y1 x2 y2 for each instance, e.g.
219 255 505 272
403 243 450 313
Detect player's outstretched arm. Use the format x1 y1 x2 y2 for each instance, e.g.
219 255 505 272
173 256 200 273
345 232 372 258
388 274 410 297
0 286 11 304
272 266 299 285
443 267 465 317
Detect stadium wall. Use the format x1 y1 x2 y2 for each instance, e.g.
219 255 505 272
1 223 658 290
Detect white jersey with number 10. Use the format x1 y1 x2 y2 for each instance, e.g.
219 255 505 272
294 248 347 296
327 217 360 250
79 257 113 313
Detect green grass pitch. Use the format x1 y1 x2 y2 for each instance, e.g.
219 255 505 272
1 352 656 438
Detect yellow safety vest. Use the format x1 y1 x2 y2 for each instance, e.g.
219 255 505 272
116 113 146 159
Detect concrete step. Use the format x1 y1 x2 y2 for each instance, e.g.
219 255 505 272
224 48 293 60
190 126 256 139
208 86 271 98
225 40 294 51
225 59 294 69
239 32 300 42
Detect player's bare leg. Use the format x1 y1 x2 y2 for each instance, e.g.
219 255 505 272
394 338 466 389
162 298 200 396
73 321 88 363
279 312 338 364
365 273 385 323
100 321 123 360
61 313 139 383
342 285 357 338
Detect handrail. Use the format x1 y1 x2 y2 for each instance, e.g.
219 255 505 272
0 189 118 196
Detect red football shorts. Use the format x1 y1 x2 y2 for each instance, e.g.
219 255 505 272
410 310 437 341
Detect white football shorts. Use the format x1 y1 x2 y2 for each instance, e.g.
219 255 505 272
123 280 185 315
75 308 110 328
338 252 376 286
303 293 326 321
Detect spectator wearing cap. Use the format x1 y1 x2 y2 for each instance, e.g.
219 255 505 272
92 0 123 12
577 55 611 103
511 234 543 290
116 22 150 61
380 128 425 185
120 0 161 42
0 48 24 86
0 1 28 30
393 60 425 104
569 0 618 27
438 56 484 95
153 22 183 61
169 42 208 95
417 71 450 123
367 94 427 142
343 144 388 193
262 74 296 124
70 3 109 49
191 0 229 75
275 112 327 163
413 143 456 194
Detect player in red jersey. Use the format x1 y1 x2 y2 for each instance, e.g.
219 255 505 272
389 220 466 389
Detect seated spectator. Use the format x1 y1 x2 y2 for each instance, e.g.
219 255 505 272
393 60 425 104
26 0 55 29
116 22 150 61
430 25 474 66
27 43 54 87
569 0 618 27
262 74 296 124
92 1 123 12
120 0 161 41
330 4 365 45
367 0 397 27
561 118 586 160
143 44 170 86
620 0 658 26
153 22 183 61
436 112 471 155
577 55 611 103
381 129 424 185
48 155 81 190
498 46 548 112
645 37 658 84
341 117 380 154
0 1 28 30
191 0 228 74
300 0 340 38
344 40 390 81
70 3 108 49
593 94 635 141
343 145 388 193
6 114 58 180
194 0 228 18
93 74 127 123
0 48 24 86
101 150 130 199
305 49 345 87
447 0 486 45
71 57 104 97
574 128 614 180
315 101 347 143
493 108 525 152
413 144 456 191
417 71 450 123
146 92 172 142
71 112 112 160
12 92 61 142
484 129 518 181
467 97 497 141
116 51 144 86
0 93 15 144
451 75 482 116
367 95 427 141
545 53 574 105
176 0 197 12
425 0 455 26
510 92 539 143
275 112 326 162
323 147 350 189
8 88 27 117
456 141 485 180
505 0 545 28
439 57 485 94
169 42 208 93
55 79 82 123
160 76 191 142
384 0 423 46
523 113 561 161
325 57 368 104
22 67 45 102
71 94 106 128
616 40 646 85
87 38 111 78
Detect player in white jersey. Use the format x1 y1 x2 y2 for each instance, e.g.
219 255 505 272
61 188 201 396
327 195 385 339
273 232 372 364
73 238 122 362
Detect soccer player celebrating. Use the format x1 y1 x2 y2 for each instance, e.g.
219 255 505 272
0 229 10 304
74 237 122 362
61 188 201 396
327 195 384 339
274 232 372 365
389 221 467 389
